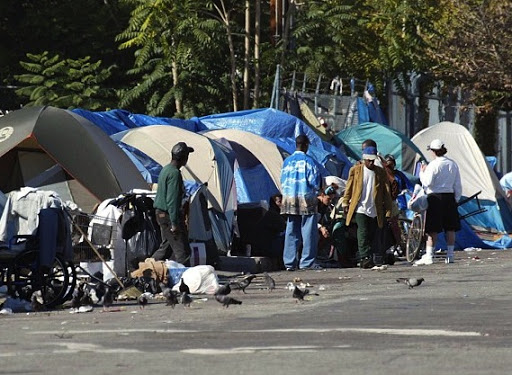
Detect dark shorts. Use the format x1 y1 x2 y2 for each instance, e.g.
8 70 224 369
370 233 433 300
425 193 460 234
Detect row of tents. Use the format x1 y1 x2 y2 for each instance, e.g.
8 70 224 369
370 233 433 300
0 105 511 253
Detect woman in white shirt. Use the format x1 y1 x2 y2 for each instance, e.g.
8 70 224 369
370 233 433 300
414 139 462 265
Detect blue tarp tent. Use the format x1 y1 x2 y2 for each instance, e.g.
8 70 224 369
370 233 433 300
193 108 352 179
73 108 199 135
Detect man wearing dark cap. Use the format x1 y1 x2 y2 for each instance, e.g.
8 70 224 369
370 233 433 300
280 134 322 270
341 146 393 269
152 142 195 266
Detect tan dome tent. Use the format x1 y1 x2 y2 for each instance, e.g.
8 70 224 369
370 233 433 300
0 106 148 212
411 121 512 242
202 128 284 191
111 125 237 253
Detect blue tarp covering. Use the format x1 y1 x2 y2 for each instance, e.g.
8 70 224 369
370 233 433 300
193 108 352 179
76 107 353 203
117 142 162 183
73 108 199 135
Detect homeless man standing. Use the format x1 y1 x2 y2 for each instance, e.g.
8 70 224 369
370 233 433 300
152 142 194 266
280 134 322 271
341 146 393 269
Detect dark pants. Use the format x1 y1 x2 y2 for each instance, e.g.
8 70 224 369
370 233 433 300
355 213 377 260
152 210 191 266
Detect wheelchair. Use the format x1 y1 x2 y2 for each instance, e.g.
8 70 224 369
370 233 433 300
0 234 76 309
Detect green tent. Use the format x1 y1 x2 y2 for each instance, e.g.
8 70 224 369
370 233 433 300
335 122 426 174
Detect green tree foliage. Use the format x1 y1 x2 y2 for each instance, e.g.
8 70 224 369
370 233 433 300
117 0 235 116
14 52 116 110
427 0 512 110
0 0 132 110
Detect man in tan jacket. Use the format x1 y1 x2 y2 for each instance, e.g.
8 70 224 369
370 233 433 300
342 146 393 269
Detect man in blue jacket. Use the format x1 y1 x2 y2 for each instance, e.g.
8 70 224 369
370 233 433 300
280 135 322 271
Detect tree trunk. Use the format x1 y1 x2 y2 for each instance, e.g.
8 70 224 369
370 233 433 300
171 60 182 115
279 1 295 67
243 1 250 110
226 23 238 112
253 0 261 108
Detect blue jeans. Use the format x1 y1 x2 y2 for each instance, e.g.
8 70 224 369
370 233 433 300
283 214 319 269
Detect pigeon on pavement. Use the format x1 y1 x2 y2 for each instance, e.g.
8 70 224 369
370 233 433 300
180 292 192 308
229 274 257 293
215 283 231 296
179 279 190 294
138 293 148 309
160 282 178 308
215 294 242 308
31 290 45 312
71 282 85 309
263 272 275 292
102 287 115 309
396 277 425 289
292 286 310 302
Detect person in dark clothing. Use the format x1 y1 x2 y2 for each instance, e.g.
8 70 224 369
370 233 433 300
152 142 194 266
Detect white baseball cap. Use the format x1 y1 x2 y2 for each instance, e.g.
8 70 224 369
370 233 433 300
427 139 444 151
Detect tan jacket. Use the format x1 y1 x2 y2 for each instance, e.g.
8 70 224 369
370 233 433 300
341 164 393 228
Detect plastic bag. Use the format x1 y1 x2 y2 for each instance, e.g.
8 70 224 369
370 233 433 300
407 184 428 212
126 217 159 268
171 265 219 295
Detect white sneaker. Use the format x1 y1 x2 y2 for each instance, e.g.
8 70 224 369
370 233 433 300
414 255 433 266
445 257 454 264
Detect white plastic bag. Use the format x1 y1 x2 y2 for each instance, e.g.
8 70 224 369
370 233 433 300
407 184 428 212
172 265 219 295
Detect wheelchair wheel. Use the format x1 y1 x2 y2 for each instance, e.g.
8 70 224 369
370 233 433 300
406 215 424 263
7 250 70 308
61 261 77 303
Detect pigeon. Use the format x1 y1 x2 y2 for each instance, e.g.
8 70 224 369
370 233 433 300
71 282 86 309
138 294 148 309
160 282 178 308
180 292 192 308
31 290 45 312
263 272 275 292
102 287 115 309
396 277 425 289
292 286 310 302
215 294 242 308
229 274 257 293
179 279 190 294
215 283 231 296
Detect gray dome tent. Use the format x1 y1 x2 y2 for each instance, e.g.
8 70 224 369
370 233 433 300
0 106 148 212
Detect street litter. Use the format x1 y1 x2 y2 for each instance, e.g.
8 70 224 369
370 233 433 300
371 265 388 271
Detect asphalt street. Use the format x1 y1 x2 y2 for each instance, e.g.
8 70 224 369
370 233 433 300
1 249 512 375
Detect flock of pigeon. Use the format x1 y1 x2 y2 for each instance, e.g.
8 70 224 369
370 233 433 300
67 270 425 312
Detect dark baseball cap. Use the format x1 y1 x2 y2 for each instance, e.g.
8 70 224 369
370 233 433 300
171 142 194 158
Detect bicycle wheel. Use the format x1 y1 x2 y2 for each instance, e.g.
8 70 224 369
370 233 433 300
7 250 70 308
396 218 411 256
406 215 424 262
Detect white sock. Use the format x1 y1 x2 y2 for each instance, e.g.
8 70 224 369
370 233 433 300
426 246 434 258
447 245 455 258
